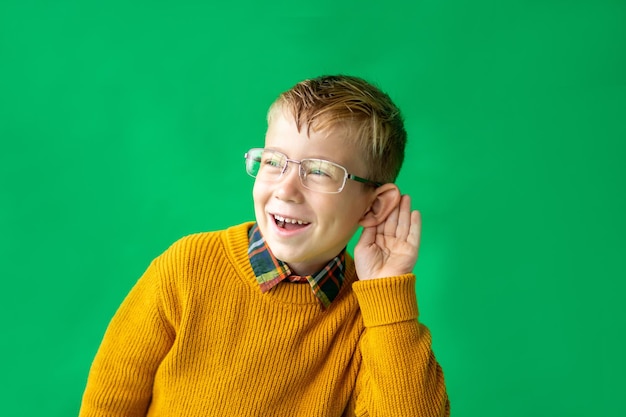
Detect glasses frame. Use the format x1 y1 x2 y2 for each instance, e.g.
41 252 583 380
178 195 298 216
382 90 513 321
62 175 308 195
244 148 382 194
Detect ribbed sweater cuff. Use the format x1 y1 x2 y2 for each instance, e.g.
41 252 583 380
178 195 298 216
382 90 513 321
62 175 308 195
352 274 418 327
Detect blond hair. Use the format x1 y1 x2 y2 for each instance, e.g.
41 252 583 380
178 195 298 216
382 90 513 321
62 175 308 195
268 75 406 184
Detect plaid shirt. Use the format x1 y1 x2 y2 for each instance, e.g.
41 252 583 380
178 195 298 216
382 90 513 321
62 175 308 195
247 223 346 308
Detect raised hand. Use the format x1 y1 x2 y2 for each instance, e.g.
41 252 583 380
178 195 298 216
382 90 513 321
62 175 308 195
354 194 422 281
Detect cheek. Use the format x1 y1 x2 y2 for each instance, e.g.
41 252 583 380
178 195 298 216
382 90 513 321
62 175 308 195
339 194 371 224
252 183 266 215
252 184 269 227
252 180 265 202
318 196 364 227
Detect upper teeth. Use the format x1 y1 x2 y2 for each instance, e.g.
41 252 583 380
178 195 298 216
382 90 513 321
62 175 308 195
274 214 308 225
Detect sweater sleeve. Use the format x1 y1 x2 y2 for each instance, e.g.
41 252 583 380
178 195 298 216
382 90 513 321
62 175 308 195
79 255 176 417
351 274 450 417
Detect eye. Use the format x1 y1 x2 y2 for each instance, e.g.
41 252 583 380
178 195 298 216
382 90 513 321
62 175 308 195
309 167 331 177
304 160 340 180
261 153 284 169
264 159 281 167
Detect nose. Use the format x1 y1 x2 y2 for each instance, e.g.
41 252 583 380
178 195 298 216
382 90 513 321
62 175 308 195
275 161 304 202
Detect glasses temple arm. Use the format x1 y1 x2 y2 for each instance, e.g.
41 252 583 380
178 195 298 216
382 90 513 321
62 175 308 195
347 174 383 188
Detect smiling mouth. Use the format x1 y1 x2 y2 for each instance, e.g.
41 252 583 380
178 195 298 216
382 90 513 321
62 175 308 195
273 214 310 230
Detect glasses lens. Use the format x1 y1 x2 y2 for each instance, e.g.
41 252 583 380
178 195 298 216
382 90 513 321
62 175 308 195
245 149 262 177
246 149 286 179
301 159 346 193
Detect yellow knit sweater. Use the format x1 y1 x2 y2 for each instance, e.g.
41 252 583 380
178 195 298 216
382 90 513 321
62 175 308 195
80 222 449 416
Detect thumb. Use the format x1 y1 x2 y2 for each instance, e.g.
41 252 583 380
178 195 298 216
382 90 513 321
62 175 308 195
356 225 376 250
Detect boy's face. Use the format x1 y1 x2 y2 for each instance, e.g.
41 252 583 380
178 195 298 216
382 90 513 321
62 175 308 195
253 110 376 276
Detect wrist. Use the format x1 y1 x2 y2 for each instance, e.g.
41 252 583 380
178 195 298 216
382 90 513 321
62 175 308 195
352 274 418 327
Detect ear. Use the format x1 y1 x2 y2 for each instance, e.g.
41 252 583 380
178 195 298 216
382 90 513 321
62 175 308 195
358 183 401 227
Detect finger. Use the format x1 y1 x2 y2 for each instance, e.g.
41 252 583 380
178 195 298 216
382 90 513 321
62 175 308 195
395 195 412 241
407 210 422 251
357 225 377 248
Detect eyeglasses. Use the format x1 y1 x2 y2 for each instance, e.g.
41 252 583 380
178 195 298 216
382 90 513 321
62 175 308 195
244 148 382 194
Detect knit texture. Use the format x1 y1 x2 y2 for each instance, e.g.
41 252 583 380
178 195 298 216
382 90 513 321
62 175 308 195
79 222 449 417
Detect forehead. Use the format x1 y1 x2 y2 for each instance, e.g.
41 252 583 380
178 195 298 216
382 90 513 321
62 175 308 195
265 108 364 156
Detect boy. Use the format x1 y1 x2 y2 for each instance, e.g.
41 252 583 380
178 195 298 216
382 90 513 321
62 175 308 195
79 75 449 416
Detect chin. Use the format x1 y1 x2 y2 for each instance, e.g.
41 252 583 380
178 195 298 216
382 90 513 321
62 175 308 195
266 241 305 263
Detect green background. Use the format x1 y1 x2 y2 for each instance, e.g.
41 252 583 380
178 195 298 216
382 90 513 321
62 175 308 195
1 1 624 416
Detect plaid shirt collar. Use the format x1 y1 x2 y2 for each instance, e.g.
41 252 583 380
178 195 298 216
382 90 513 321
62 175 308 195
247 223 346 308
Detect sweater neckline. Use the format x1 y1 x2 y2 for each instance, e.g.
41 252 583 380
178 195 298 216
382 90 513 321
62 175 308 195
223 222 357 307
